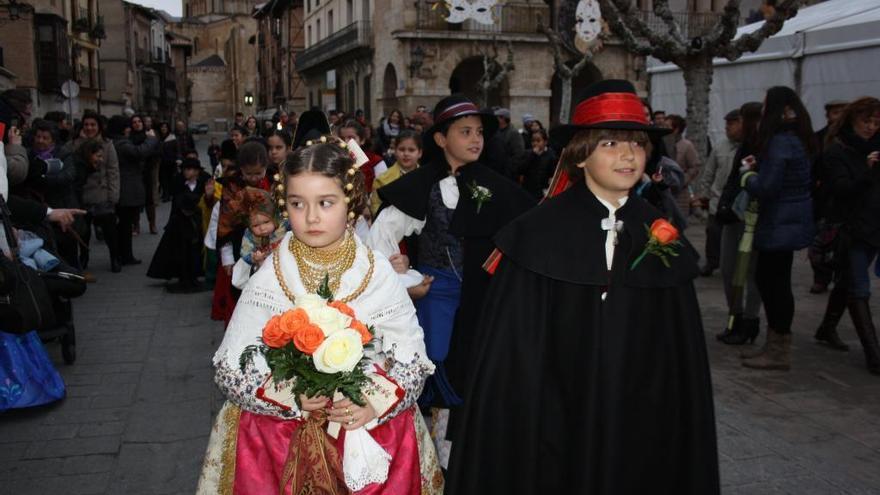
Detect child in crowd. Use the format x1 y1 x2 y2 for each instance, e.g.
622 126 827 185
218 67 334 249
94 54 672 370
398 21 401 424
447 80 719 494
198 137 442 494
371 130 422 215
265 129 292 179
517 128 558 199
147 157 215 293
367 95 534 466
229 187 286 289
211 141 273 325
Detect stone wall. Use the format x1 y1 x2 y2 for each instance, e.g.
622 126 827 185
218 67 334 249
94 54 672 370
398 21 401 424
188 65 228 127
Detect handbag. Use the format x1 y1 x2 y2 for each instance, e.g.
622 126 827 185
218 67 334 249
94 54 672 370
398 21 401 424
0 195 57 334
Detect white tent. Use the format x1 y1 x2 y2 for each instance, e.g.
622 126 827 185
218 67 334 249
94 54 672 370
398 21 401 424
648 0 880 145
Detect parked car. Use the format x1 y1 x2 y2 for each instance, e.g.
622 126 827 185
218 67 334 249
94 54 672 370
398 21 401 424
188 123 209 134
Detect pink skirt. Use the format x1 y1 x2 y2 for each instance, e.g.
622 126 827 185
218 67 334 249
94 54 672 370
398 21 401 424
233 408 422 494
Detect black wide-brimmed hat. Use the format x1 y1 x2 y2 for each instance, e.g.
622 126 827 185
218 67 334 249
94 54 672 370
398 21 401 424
422 95 499 162
550 79 670 149
292 110 332 149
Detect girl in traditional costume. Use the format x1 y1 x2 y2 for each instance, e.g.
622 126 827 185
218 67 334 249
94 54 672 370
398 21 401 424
197 138 443 494
212 142 274 326
446 80 720 494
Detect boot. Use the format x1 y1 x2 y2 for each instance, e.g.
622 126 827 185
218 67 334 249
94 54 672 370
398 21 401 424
721 317 760 345
815 289 850 351
742 329 791 371
847 298 880 375
147 205 158 234
741 323 770 359
716 315 737 340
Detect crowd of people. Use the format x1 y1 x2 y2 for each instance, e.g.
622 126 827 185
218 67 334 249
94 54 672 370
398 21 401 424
2 77 879 493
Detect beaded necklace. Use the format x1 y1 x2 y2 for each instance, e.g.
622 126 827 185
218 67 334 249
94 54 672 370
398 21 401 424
274 233 375 304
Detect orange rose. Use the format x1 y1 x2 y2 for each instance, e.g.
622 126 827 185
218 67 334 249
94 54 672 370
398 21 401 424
262 315 290 348
650 218 679 245
350 319 373 345
328 300 356 318
279 308 311 339
292 323 325 354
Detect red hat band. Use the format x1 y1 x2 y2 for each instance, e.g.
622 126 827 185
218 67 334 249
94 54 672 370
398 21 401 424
571 92 649 127
435 102 481 124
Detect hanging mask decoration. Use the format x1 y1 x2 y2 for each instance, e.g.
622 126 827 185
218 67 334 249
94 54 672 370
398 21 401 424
574 0 605 53
443 0 497 25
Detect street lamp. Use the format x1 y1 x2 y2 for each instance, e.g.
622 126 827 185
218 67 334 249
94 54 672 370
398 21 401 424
244 92 254 106
409 44 425 79
3 0 23 20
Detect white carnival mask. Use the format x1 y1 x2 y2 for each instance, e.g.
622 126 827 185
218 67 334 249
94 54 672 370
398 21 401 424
445 0 496 25
574 0 602 43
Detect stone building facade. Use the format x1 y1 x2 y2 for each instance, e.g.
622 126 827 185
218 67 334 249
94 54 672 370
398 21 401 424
99 1 190 121
170 0 259 128
0 0 104 119
253 0 306 116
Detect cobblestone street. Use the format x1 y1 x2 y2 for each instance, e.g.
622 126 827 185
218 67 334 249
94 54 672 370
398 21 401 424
1 203 879 494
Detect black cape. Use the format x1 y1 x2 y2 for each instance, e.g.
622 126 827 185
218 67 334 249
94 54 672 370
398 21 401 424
378 159 535 396
147 172 210 281
446 181 719 494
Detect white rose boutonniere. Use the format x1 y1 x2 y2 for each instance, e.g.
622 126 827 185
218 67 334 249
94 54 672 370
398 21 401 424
467 180 493 214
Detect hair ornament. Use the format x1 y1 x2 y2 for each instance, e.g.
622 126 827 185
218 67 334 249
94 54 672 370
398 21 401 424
345 138 370 169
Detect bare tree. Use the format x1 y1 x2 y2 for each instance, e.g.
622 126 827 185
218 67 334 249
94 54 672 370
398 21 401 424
474 38 516 108
537 14 604 124
598 0 804 158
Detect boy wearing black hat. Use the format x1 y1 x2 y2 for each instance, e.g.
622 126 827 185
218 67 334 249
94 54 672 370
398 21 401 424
447 80 719 494
148 157 214 293
367 95 535 420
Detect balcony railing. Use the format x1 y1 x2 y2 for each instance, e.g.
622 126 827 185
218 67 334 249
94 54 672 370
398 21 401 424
635 10 722 39
295 21 371 72
411 1 548 34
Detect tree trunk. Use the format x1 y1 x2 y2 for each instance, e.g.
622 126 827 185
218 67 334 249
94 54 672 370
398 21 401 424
681 55 714 161
559 73 573 124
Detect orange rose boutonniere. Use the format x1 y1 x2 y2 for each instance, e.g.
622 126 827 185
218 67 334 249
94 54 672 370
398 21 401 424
631 218 682 270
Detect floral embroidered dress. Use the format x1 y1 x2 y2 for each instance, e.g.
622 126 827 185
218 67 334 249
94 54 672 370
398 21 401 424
197 232 443 494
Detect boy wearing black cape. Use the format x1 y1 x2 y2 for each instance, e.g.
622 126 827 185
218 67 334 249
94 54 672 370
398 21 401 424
367 96 535 453
447 80 719 494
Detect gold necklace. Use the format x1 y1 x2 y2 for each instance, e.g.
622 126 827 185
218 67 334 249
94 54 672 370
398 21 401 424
274 234 375 304
289 233 356 294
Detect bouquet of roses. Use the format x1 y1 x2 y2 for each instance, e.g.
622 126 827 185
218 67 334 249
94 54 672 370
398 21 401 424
239 279 393 494
239 280 374 407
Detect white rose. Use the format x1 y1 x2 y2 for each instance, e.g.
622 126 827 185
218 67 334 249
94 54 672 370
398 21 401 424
312 329 364 373
296 294 326 312
307 306 352 336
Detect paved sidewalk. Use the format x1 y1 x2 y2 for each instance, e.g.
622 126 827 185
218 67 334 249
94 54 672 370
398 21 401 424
691 222 880 494
1 210 878 494
0 200 226 495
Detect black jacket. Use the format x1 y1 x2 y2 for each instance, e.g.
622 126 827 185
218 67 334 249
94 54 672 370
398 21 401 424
823 134 880 247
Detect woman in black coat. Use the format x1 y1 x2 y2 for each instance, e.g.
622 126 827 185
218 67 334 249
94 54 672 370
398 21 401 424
739 86 817 371
813 97 880 375
107 115 158 266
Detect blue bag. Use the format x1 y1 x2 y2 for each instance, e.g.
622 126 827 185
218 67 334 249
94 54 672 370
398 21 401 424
0 330 66 412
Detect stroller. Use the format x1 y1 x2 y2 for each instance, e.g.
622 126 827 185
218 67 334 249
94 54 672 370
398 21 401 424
1 196 84 364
